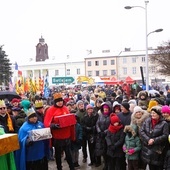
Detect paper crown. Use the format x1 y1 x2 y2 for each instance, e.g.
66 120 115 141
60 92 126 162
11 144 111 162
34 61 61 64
0 100 6 107
35 100 43 108
53 93 63 100
27 107 36 118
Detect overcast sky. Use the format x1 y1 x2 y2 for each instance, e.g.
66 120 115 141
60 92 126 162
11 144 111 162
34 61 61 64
1 0 169 64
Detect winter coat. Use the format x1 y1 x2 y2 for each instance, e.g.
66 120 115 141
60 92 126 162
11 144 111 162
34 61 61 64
14 110 27 129
81 112 98 138
71 123 82 151
95 102 111 156
123 125 141 160
117 111 132 126
105 128 125 158
140 117 169 166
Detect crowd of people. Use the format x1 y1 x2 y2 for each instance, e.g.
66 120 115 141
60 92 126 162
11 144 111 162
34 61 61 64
0 84 170 170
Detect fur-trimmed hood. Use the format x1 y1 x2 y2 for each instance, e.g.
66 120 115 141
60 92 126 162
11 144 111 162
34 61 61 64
124 124 137 137
131 107 150 128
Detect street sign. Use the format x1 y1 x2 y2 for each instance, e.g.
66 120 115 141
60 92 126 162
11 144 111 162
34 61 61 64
52 77 75 84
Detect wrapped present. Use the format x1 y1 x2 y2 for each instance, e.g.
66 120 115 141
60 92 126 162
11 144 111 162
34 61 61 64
54 114 76 128
29 127 52 141
0 133 20 156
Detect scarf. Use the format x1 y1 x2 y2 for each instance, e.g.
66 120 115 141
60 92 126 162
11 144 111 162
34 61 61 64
108 124 123 134
7 112 14 132
151 118 159 129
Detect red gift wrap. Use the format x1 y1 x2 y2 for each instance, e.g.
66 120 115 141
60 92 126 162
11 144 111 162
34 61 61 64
54 114 76 128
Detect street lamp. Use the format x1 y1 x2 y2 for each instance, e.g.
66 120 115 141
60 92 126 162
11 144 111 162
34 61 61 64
124 1 163 91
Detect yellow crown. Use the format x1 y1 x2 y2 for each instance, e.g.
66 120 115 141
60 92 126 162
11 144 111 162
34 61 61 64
53 92 63 100
34 100 43 108
0 100 6 107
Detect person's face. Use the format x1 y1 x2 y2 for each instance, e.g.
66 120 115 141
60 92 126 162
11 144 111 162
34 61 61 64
56 100 64 107
0 107 6 115
151 110 160 120
13 102 19 107
66 105 72 111
87 108 93 115
135 111 143 119
162 112 169 119
121 106 128 113
115 109 120 114
96 102 102 107
29 116 38 123
78 103 84 110
103 107 109 113
37 107 44 113
113 122 119 126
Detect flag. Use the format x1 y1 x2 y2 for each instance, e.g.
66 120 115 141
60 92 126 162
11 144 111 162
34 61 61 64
15 62 18 70
9 77 14 92
43 75 49 98
18 70 22 76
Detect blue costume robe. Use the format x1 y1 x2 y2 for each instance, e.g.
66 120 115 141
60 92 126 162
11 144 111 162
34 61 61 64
15 120 49 170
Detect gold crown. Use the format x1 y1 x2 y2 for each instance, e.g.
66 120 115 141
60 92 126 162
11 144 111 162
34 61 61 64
34 100 43 108
0 100 6 107
53 92 63 100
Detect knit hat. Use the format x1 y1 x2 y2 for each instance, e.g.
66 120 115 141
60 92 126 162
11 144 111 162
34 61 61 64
110 114 120 124
161 105 170 115
53 93 63 102
133 106 143 114
11 98 20 104
103 104 109 109
76 100 84 107
86 104 94 110
27 108 37 118
147 100 158 112
151 106 162 115
121 102 130 111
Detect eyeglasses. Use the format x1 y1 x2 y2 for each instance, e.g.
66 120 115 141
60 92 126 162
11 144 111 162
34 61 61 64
0 107 6 110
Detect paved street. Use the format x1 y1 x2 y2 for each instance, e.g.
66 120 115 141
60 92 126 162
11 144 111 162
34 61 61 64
48 149 104 170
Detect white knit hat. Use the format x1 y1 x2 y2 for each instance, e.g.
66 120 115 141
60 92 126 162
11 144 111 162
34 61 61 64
133 106 143 114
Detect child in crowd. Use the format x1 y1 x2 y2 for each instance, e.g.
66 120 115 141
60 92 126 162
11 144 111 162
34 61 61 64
123 124 141 170
71 115 83 168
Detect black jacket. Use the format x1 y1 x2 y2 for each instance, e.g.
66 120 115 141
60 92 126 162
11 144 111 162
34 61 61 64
140 117 169 166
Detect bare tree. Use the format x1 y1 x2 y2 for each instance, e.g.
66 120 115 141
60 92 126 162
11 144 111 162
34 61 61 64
149 41 170 76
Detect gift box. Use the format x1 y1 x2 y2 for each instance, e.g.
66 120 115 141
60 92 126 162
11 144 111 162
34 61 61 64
29 127 52 141
54 114 76 128
0 133 20 156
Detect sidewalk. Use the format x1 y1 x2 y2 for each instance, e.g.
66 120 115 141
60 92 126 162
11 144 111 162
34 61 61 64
48 149 104 170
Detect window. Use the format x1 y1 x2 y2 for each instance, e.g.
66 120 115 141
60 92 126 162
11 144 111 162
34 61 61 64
151 66 156 73
103 70 107 76
39 49 41 54
132 57 136 63
55 70 59 76
123 67 127 75
95 61 99 66
95 71 99 76
77 68 80 75
87 71 92 77
123 57 127 63
111 69 116 75
103 60 107 65
142 57 145 62
87 61 91 66
111 60 115 65
132 67 136 74
66 69 70 75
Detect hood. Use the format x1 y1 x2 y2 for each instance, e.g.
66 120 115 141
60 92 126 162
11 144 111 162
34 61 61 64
112 101 121 108
124 124 138 137
101 101 112 115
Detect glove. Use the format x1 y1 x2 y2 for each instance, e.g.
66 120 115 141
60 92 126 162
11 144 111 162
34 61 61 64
128 149 135 155
26 138 33 147
50 123 60 130
123 146 128 153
